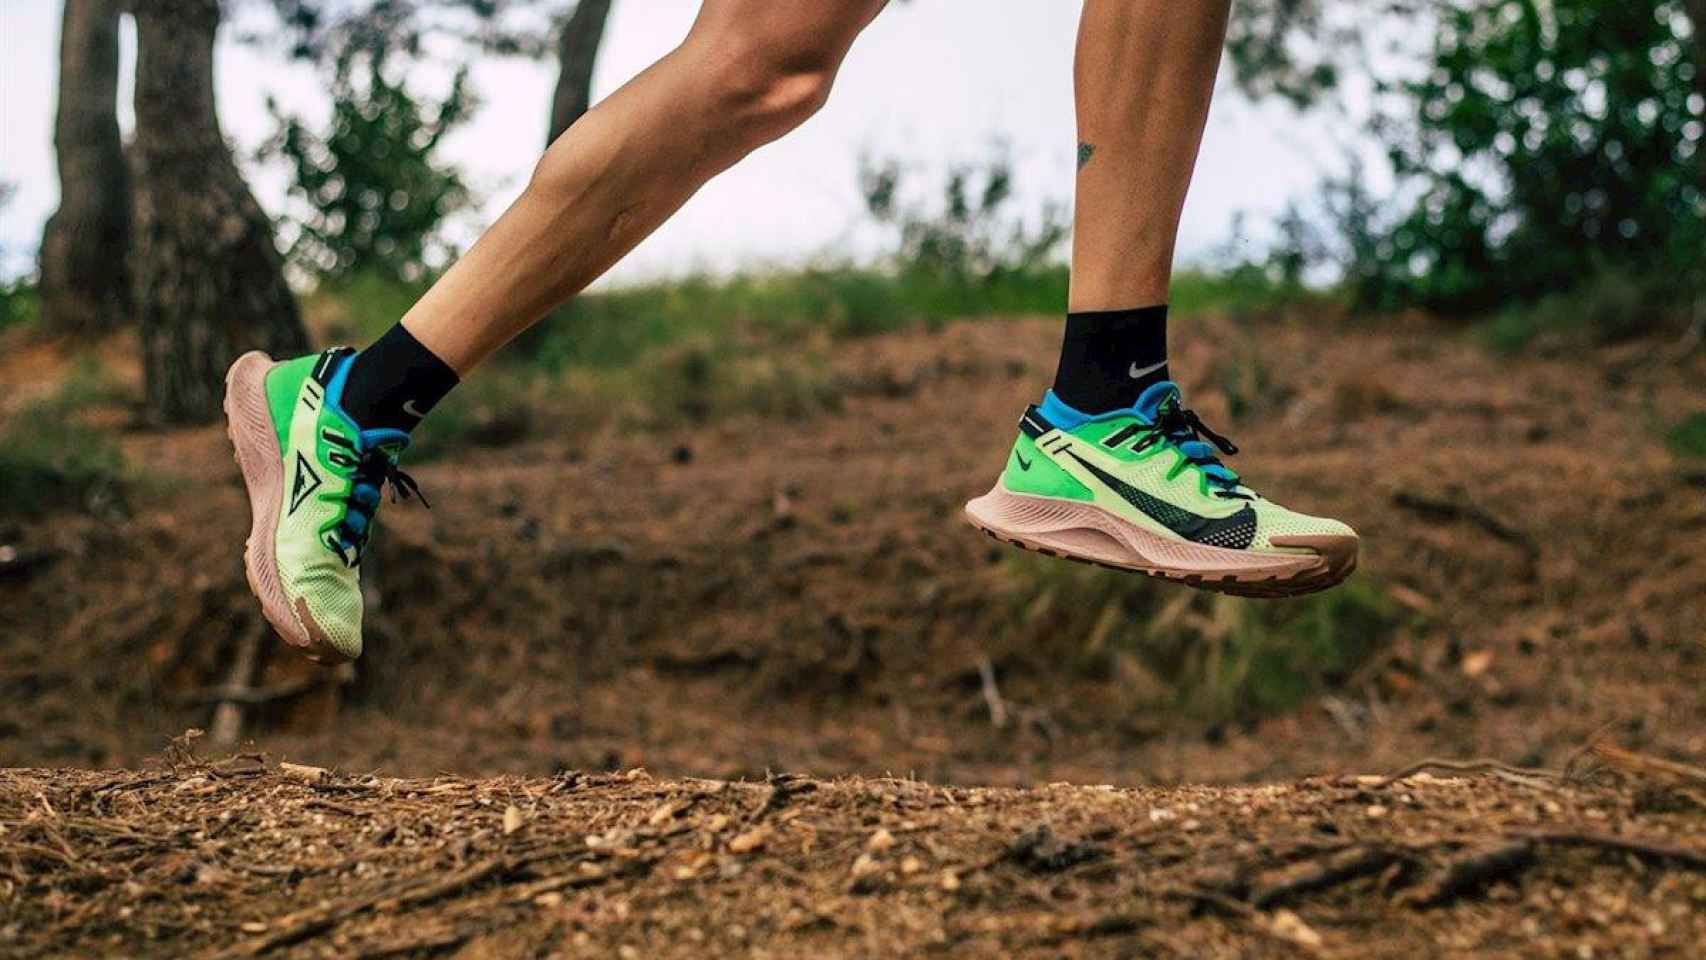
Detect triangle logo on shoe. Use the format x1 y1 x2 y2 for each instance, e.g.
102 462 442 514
289 451 323 516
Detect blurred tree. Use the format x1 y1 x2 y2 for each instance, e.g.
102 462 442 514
1357 0 1706 319
39 0 131 335
860 151 1068 284
1230 0 1705 333
548 0 613 143
131 0 308 424
260 0 613 146
263 50 475 282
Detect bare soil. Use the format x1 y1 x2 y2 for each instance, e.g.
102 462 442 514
4 752 1705 959
2 310 1704 956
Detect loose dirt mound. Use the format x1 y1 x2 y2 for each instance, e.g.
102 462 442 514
4 755 1705 958
4 314 1702 784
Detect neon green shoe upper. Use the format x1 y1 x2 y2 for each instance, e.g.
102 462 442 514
997 382 1354 552
263 349 423 660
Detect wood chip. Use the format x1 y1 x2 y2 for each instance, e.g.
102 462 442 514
728 828 769 854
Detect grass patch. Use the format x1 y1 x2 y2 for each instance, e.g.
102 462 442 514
0 359 129 520
1005 553 1408 727
0 280 39 334
1664 412 1706 460
1481 268 1669 354
303 264 1306 432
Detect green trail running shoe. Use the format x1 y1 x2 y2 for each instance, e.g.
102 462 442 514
224 348 426 662
965 381 1357 598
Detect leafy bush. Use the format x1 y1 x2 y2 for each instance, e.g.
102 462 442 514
858 150 1068 287
1005 554 1408 726
1348 0 1703 327
0 361 128 519
1665 411 1706 459
263 49 474 283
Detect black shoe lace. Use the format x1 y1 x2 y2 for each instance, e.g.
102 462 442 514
1149 403 1246 499
336 450 430 561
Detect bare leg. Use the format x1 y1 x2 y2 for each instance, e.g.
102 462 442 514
1068 0 1232 310
400 0 888 374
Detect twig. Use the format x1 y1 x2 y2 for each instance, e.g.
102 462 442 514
209 628 263 748
213 856 509 958
175 678 319 707
976 655 1009 730
1513 830 1706 871
1252 846 1404 909
1590 743 1706 786
1391 492 1537 560
1401 840 1536 908
1375 757 1560 790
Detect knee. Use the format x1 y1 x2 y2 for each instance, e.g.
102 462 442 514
697 36 842 143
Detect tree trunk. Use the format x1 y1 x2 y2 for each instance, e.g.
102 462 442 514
130 0 308 425
39 0 131 335
547 0 615 144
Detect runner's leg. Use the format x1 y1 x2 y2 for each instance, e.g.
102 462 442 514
964 0 1359 599
224 0 889 662
396 0 890 377
1051 0 1232 414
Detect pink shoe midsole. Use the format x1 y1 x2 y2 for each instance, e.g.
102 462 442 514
964 485 1321 580
224 351 311 652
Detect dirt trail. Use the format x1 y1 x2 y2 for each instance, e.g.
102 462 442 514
5 753 1705 959
4 313 1702 785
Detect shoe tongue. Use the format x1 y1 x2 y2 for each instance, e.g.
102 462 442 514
1134 380 1183 424
358 427 412 460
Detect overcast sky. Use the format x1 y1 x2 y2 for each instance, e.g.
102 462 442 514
0 0 1364 286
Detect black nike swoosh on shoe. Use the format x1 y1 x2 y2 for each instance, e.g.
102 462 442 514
1014 451 1034 471
1063 451 1256 549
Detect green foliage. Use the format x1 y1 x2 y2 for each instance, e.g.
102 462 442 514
0 361 128 520
1224 0 1343 108
1349 0 1705 324
1665 411 1706 458
1007 554 1407 726
1480 266 1663 352
858 151 1068 287
0 280 39 334
264 49 474 283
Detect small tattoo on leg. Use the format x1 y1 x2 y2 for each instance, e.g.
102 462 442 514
1077 142 1096 170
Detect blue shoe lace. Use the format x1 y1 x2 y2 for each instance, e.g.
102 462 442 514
330 434 428 563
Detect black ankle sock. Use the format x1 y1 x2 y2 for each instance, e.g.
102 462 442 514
339 324 459 433
1050 304 1169 413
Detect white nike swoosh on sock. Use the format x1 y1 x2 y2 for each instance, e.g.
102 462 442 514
401 399 426 419
1128 360 1168 380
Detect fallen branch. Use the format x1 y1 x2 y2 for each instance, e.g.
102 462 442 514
209 629 262 748
175 678 319 707
1391 492 1538 560
1514 830 1706 871
977 655 1009 729
1590 743 1706 786
1401 840 1536 908
1252 846 1404 909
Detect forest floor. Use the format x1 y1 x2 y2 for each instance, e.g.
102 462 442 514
5 750 1706 959
3 307 1704 956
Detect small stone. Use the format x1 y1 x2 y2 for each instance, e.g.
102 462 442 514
503 805 524 835
866 828 896 852
240 921 268 934
940 870 961 891
1269 909 1323 948
1365 804 1389 818
899 855 924 875
728 828 769 854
